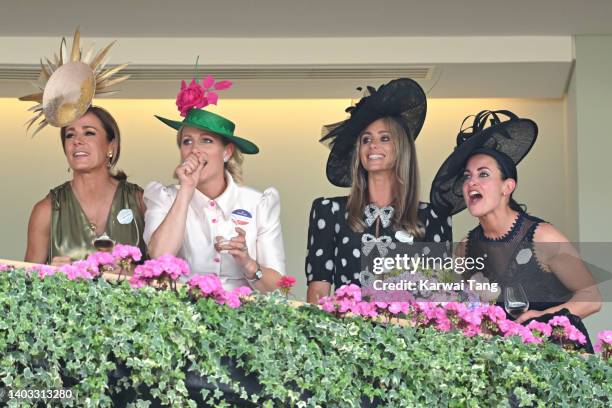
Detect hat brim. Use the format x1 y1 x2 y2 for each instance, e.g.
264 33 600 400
321 78 427 187
155 115 259 154
430 118 538 215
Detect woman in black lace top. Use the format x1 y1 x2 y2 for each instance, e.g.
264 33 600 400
431 110 601 327
306 79 453 303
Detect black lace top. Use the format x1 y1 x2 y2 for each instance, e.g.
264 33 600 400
466 211 572 311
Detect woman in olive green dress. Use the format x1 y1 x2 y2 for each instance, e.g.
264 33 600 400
25 106 146 266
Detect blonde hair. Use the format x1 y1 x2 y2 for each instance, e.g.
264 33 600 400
175 126 244 183
346 117 424 237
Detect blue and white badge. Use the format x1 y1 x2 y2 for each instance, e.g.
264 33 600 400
231 209 252 225
117 209 134 224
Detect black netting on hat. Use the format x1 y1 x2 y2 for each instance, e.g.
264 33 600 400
320 78 427 187
430 111 538 215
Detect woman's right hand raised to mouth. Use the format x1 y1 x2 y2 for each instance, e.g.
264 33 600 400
176 153 206 190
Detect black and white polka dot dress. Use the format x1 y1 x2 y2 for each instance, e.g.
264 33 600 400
305 196 453 289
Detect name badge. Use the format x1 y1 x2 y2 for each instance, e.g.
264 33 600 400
395 230 414 244
117 209 134 224
231 209 252 225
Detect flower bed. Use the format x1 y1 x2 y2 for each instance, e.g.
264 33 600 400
0 266 610 407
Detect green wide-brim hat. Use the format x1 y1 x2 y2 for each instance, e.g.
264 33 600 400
155 109 259 154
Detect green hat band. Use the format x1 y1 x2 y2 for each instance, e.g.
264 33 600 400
155 109 259 154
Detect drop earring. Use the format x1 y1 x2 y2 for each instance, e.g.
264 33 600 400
107 151 113 168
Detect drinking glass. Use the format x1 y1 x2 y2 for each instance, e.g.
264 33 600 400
504 284 529 319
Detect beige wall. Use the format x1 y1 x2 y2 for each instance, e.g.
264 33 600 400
0 96 571 299
573 35 612 338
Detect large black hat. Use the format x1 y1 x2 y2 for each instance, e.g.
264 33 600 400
320 78 427 187
430 110 538 215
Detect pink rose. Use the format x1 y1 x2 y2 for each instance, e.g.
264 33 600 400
176 79 207 117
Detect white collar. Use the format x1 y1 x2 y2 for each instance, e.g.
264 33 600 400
192 171 238 217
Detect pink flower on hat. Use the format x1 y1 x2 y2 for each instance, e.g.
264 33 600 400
176 79 208 117
175 75 233 117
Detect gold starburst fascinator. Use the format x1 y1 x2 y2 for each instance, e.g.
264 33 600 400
19 28 130 136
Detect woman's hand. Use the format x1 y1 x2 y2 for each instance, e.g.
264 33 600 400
50 256 71 267
215 227 255 274
515 309 547 324
175 153 206 190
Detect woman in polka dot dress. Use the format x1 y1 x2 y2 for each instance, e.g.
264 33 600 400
306 79 453 303
430 110 601 350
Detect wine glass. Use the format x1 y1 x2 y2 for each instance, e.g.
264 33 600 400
214 218 239 254
504 284 529 319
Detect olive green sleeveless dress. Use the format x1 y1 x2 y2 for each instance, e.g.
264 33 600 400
46 180 147 263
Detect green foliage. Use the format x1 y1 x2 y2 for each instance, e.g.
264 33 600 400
0 269 610 407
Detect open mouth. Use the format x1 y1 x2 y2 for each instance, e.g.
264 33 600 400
72 151 89 159
468 190 483 206
368 154 384 161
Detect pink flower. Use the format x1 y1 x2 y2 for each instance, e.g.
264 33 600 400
337 298 355 314
335 284 362 302
319 298 337 313
277 275 297 289
186 273 249 308
233 286 253 298
202 75 215 88
129 276 146 288
131 254 190 287
459 308 482 327
28 264 57 278
176 79 207 117
0 264 12 272
60 260 97 280
276 275 297 297
462 326 482 337
521 333 542 344
567 326 586 345
214 290 241 308
595 330 612 358
388 302 409 315
112 244 142 262
548 315 571 329
526 321 552 338
435 316 452 332
596 330 612 344
482 305 507 323
207 91 218 105
214 80 232 90
374 302 388 311
353 301 379 318
175 75 232 117
188 274 223 296
87 251 116 272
